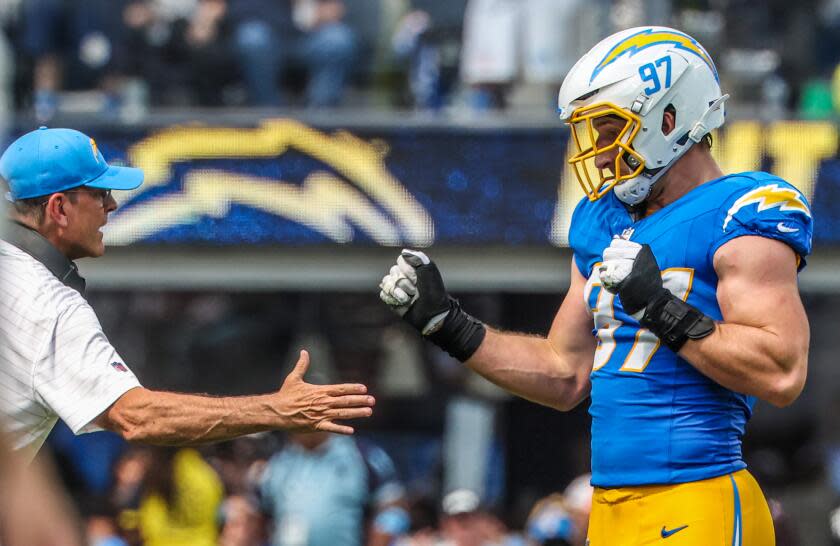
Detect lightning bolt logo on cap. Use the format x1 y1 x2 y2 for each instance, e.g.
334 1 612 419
590 28 718 84
723 184 811 231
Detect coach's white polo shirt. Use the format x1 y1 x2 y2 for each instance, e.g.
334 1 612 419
0 239 141 461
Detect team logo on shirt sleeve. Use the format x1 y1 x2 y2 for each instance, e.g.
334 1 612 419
722 184 810 231
110 361 128 372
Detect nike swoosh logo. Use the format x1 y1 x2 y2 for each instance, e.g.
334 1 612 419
777 222 799 233
661 525 689 538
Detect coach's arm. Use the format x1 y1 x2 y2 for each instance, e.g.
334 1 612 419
94 350 375 444
678 236 809 407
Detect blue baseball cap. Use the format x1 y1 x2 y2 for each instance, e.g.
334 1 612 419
0 126 144 200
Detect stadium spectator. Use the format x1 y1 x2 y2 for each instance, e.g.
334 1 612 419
525 474 592 546
137 448 224 546
218 494 271 546
111 446 153 512
79 495 130 546
119 0 200 108
206 436 276 497
179 0 241 106
19 0 134 120
437 488 523 546
390 1 467 111
259 431 408 546
458 0 596 111
228 0 357 107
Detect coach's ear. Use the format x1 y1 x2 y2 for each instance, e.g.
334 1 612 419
43 193 72 228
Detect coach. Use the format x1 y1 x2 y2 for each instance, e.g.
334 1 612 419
0 127 375 461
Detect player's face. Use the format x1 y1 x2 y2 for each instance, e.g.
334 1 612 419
62 187 118 259
592 115 632 176
566 104 645 201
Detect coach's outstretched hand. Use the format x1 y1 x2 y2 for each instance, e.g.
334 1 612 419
275 350 375 435
379 249 452 334
379 249 487 362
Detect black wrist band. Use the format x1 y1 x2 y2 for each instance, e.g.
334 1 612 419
427 297 487 362
639 288 715 352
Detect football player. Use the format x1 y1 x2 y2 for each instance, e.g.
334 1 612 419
379 26 812 545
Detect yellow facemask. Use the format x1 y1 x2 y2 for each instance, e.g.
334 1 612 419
567 103 646 201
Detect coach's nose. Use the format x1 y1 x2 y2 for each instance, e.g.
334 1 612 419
105 192 118 213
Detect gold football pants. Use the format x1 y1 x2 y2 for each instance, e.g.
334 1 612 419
587 470 774 545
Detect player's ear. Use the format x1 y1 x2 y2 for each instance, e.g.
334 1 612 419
44 193 71 228
662 105 676 136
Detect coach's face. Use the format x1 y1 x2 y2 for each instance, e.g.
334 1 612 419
56 187 118 259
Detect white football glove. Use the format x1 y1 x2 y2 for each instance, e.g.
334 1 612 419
598 237 643 292
379 249 451 335
379 250 426 312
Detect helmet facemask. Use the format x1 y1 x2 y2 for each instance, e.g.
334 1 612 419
567 103 646 201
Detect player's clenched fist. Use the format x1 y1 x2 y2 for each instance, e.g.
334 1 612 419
379 249 451 334
598 238 714 351
275 350 375 435
598 238 663 316
379 249 486 362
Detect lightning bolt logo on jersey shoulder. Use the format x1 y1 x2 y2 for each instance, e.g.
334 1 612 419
723 184 811 231
590 28 718 84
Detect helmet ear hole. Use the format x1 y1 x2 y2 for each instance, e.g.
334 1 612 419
662 105 677 136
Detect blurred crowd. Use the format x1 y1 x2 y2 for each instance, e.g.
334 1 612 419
44 422 816 546
0 0 840 120
45 425 597 546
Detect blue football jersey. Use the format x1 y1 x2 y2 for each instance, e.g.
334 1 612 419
568 171 812 487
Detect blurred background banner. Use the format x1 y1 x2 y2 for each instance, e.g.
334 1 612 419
20 118 840 248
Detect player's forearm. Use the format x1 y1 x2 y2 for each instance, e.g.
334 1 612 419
465 328 591 411
679 322 808 407
105 388 286 445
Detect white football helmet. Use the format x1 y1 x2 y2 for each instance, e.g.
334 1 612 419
557 26 729 206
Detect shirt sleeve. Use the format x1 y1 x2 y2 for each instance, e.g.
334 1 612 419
34 302 141 434
710 179 813 270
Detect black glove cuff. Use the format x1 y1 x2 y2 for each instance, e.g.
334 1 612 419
639 289 715 352
428 297 487 362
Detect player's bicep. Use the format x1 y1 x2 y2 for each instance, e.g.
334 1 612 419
713 236 808 338
547 258 597 368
